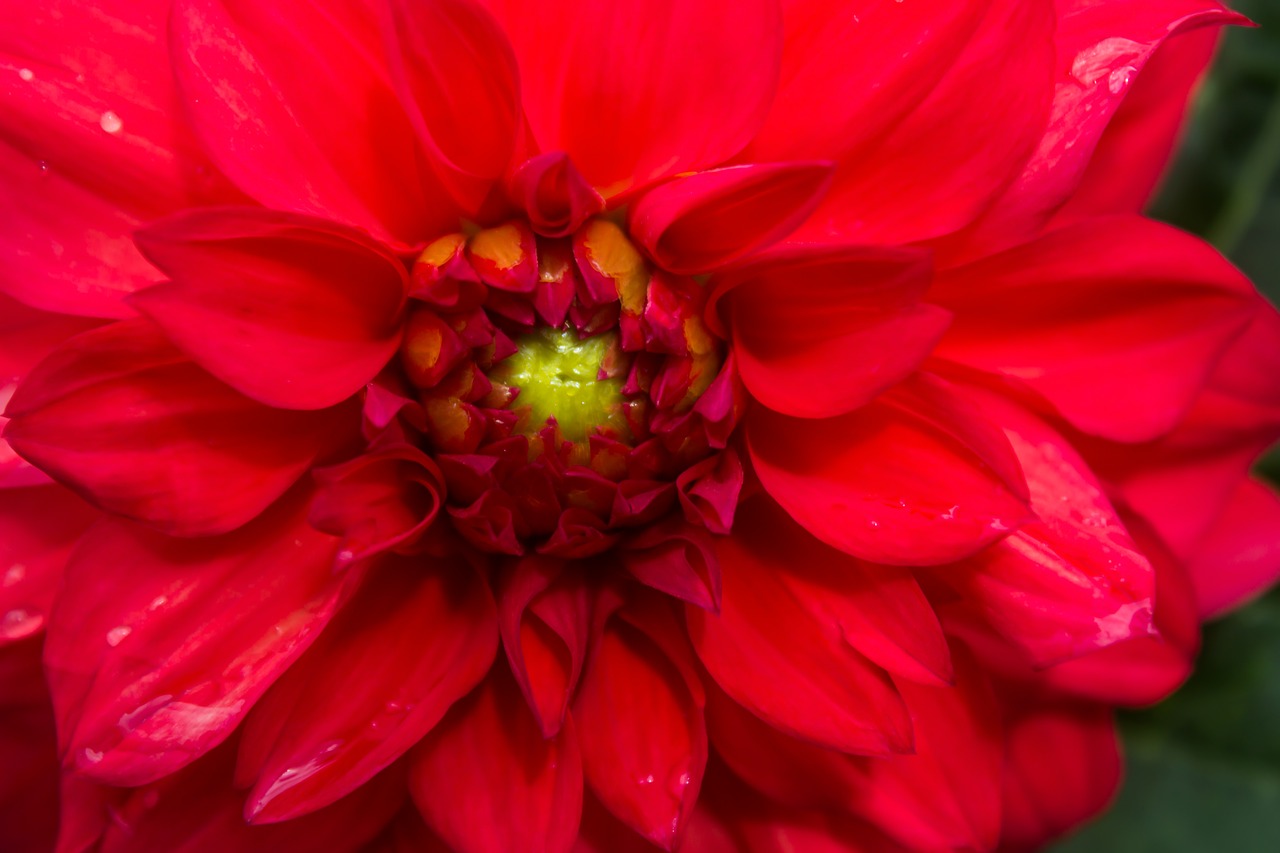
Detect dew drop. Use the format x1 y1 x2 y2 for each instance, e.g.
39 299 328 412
1107 65 1136 95
638 774 655 785
3 564 25 587
1 608 42 640
18 68 34 82
99 110 123 134
148 595 168 610
83 747 104 764
37 160 50 177
106 625 132 647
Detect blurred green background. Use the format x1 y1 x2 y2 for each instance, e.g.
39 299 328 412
1052 1 1280 850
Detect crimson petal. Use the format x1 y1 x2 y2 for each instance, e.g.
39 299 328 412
42 493 349 786
748 373 1031 565
4 320 352 536
237 556 497 823
131 208 408 410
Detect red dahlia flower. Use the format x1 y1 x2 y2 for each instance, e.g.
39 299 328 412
2 0 1279 850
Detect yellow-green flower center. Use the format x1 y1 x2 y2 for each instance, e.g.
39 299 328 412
491 327 628 443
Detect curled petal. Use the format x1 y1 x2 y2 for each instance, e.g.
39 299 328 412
507 152 604 238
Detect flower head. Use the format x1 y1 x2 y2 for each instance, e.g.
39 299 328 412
2 0 1279 851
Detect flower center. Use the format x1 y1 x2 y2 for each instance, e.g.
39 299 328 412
488 327 630 444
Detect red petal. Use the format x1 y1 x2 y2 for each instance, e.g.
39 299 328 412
410 665 583 853
628 163 833 274
309 445 446 566
714 244 947 418
92 742 404 853
170 0 461 246
801 0 1055 244
853 653 1003 852
4 321 353 536
130 208 407 410
1058 26 1221 219
573 602 706 851
238 557 497 823
621 521 722 613
484 0 781 197
0 0 241 317
950 0 1247 256
1188 478 1280 619
497 557 591 738
0 639 59 853
750 0 983 164
0 486 98 644
943 390 1157 666
999 703 1120 851
507 153 604 239
735 500 952 686
382 0 521 214
934 217 1256 442
42 493 348 786
748 373 1031 565
689 520 912 756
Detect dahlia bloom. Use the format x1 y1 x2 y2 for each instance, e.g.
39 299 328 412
2 0 1279 850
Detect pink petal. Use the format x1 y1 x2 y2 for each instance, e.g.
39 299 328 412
573 599 706 851
948 0 1247 257
734 500 953 686
748 373 1031 565
999 703 1120 852
0 486 98 644
130 208 408 410
42 493 349 786
942 390 1157 666
4 320 354 536
628 163 834 274
1188 478 1280 618
382 0 521 214
934 217 1256 442
689 519 912 756
750 0 983 164
410 665 583 853
238 557 498 823
799 0 1056 245
483 0 782 197
170 0 461 247
497 557 591 738
714 244 947 418
0 0 242 317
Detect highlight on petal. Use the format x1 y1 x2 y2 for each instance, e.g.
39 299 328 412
170 0 462 246
484 0 782 197
3 321 354 536
712 244 948 418
131 208 409 410
237 556 497 823
934 217 1257 442
748 373 1031 565
628 163 834 274
690 518 913 756
410 663 583 853
41 492 348 786
573 592 707 851
382 0 522 214
939 389 1158 667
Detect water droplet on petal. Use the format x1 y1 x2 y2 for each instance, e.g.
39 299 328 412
1107 65 1136 95
82 747 104 764
17 68 34 82
99 110 123 134
106 625 132 647
3 564 25 587
1 607 42 640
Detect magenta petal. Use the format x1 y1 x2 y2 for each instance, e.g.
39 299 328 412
629 163 834 274
238 557 497 823
42 493 348 786
4 320 354 536
131 208 408 410
748 373 1032 565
